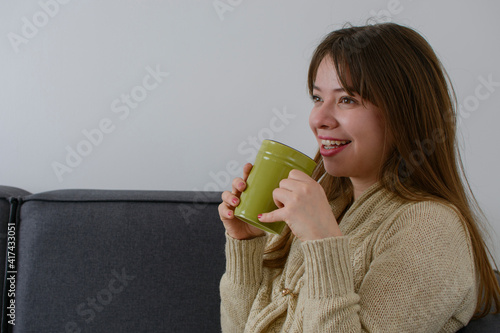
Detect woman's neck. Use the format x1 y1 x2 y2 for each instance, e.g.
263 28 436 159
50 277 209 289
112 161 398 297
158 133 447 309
350 177 378 200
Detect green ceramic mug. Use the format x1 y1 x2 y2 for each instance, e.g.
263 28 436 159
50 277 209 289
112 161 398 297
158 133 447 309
235 140 317 235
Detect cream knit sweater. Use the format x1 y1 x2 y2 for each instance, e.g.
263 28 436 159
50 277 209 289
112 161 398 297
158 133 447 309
220 183 477 332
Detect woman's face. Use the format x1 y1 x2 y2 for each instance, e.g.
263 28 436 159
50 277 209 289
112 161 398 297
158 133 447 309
309 57 392 188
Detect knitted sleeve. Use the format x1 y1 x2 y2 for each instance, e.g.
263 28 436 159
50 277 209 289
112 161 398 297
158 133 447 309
301 201 477 332
220 233 268 332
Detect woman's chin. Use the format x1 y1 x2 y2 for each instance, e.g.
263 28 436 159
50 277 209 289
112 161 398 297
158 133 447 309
324 166 349 178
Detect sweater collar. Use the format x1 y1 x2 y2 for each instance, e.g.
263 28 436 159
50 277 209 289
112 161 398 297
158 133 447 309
330 182 384 219
332 182 397 235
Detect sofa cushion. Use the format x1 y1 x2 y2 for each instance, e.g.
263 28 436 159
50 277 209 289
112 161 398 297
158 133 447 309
12 189 224 332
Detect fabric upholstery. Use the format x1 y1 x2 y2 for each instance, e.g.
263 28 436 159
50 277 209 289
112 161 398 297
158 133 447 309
12 189 224 332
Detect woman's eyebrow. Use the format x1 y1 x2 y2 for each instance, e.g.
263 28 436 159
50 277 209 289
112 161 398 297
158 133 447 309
313 85 345 93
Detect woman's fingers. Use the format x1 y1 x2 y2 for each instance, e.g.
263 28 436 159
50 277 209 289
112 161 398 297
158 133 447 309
258 207 285 223
218 201 234 220
220 164 253 222
231 177 247 195
230 163 253 195
231 178 246 195
242 163 253 181
222 190 239 208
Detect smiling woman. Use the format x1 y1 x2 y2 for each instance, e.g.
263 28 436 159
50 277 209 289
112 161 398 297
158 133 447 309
218 22 500 332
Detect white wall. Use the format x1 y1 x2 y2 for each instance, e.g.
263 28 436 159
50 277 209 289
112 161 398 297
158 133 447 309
1 0 499 261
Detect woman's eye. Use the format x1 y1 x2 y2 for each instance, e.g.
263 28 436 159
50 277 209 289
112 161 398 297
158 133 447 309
339 96 356 104
311 95 322 103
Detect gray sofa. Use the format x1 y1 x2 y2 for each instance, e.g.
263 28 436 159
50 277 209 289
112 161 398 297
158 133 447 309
0 185 498 332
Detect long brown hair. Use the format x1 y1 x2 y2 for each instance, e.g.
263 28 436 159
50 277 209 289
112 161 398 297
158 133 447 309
263 22 499 318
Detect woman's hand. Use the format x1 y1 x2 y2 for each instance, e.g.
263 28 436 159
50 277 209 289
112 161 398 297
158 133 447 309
218 163 266 240
257 169 342 241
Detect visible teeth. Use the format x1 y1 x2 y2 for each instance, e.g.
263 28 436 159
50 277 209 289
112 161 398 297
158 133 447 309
321 139 349 146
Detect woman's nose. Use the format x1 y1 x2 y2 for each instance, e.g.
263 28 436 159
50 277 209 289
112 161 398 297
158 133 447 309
310 104 339 130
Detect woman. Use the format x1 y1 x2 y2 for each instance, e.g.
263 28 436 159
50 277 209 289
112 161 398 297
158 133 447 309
218 22 500 332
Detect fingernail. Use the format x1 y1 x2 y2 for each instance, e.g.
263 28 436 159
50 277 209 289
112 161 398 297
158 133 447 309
257 214 262 219
239 182 245 188
232 198 238 204
228 211 232 217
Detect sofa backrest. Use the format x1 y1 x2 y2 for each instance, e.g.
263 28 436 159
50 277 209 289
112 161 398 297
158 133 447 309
3 188 224 333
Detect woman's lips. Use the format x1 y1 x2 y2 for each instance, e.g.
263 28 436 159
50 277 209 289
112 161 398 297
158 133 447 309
319 141 351 157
